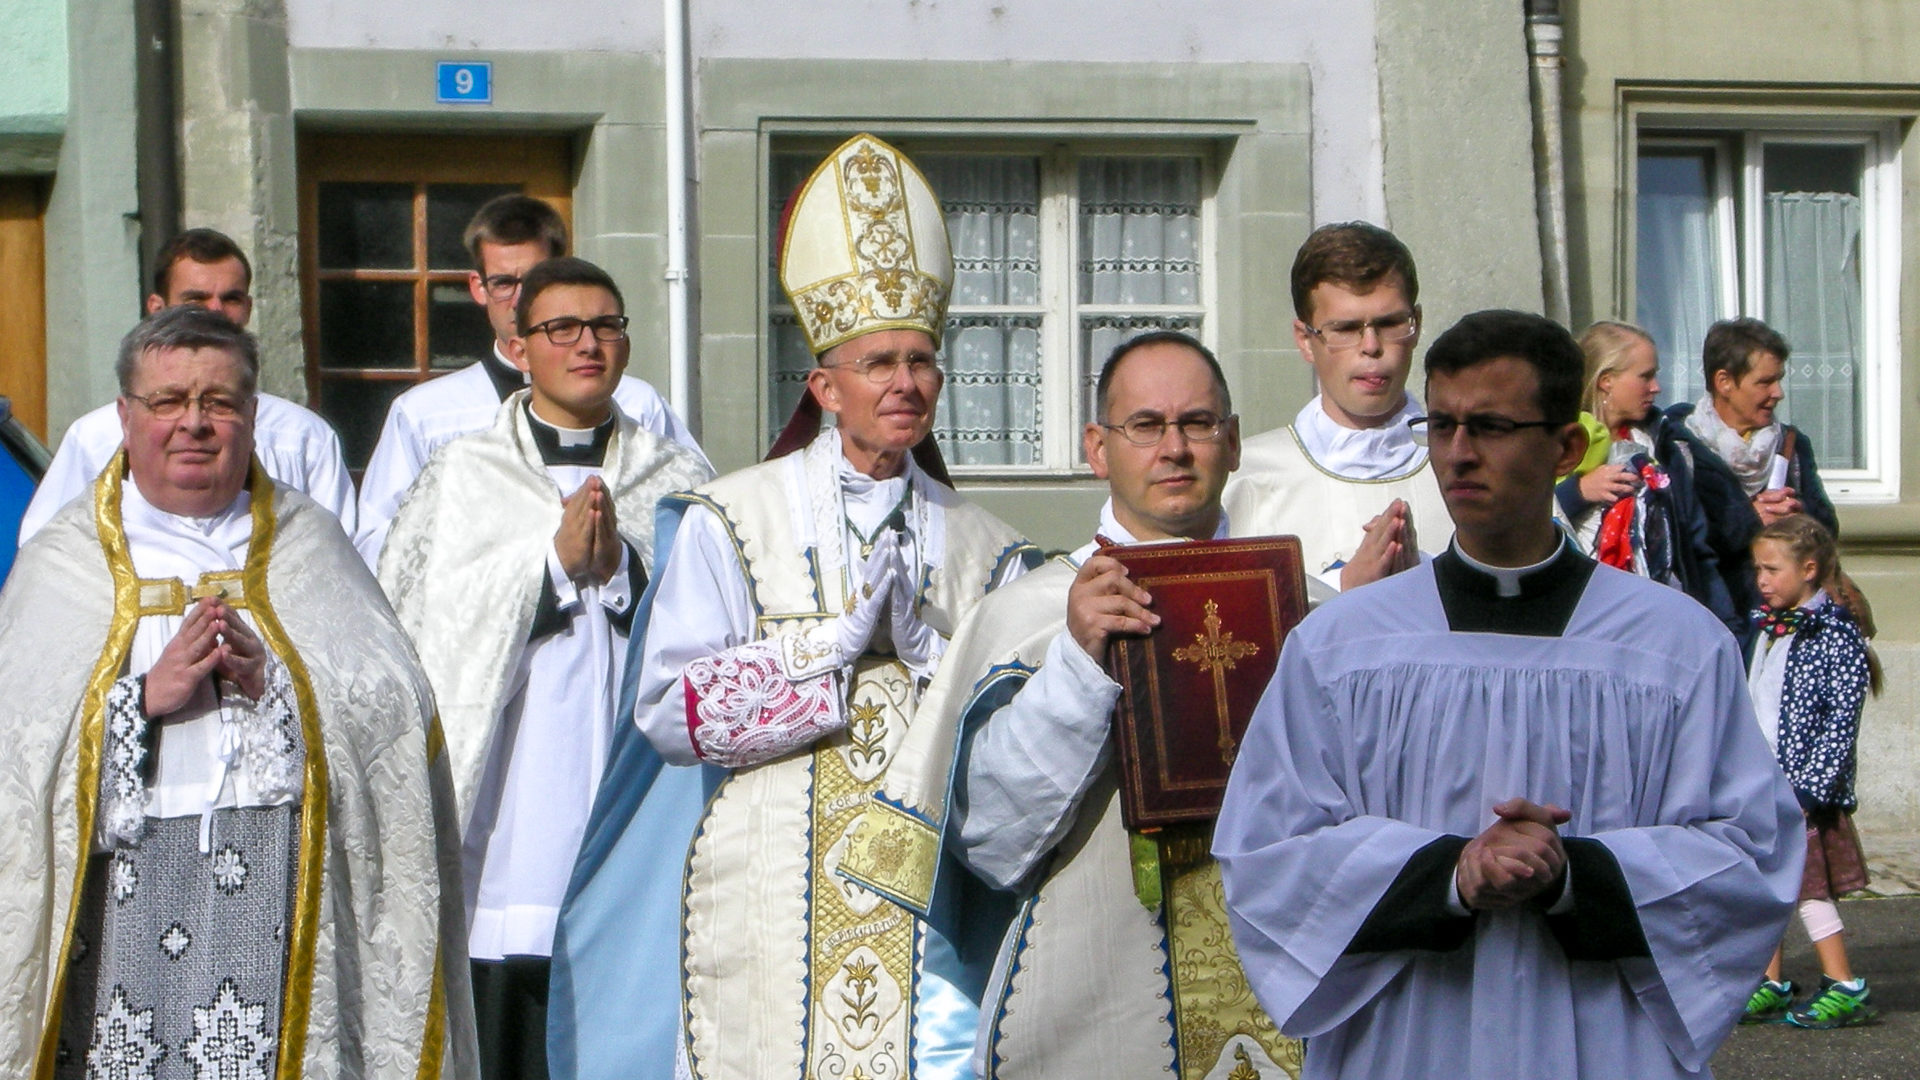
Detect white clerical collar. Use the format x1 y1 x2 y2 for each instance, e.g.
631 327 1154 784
1294 393 1427 480
833 430 915 535
1074 498 1232 562
493 342 529 383
1452 537 1567 598
529 409 601 449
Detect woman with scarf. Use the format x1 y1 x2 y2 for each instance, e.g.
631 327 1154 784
1556 320 1740 635
1665 318 1838 650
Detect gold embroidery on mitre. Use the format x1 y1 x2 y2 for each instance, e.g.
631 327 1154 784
809 658 916 1078
782 136 952 356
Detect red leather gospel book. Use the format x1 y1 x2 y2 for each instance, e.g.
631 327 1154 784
1102 535 1308 831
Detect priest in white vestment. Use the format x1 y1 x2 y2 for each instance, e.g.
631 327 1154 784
1222 223 1452 599
843 332 1299 1079
1214 310 1803 1080
21 228 356 542
0 306 474 1079
355 195 704 568
548 134 1039 1080
378 257 711 1079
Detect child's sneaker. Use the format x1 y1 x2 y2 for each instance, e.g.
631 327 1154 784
1788 977 1876 1029
1742 979 1796 1024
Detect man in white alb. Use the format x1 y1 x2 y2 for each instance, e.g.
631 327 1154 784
354 194 705 566
379 256 710 1079
21 228 356 541
1222 222 1451 598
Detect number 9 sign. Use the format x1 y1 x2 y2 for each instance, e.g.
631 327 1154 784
436 62 493 105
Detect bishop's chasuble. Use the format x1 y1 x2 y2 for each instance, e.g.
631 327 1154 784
0 460 473 1080
551 428 1038 1080
1214 544 1804 1080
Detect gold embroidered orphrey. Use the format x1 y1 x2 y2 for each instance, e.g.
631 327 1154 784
809 657 918 1080
1171 598 1259 766
786 140 948 354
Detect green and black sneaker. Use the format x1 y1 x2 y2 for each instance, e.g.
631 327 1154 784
1789 977 1876 1029
1742 979 1796 1024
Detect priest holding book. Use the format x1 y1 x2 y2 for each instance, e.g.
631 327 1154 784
843 330 1300 1079
1213 310 1804 1080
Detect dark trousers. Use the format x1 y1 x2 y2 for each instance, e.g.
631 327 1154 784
472 955 551 1080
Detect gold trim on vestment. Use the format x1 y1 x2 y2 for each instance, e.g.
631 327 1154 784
235 462 333 1080
415 713 451 1080
1159 829 1300 1079
839 797 941 915
34 454 144 1080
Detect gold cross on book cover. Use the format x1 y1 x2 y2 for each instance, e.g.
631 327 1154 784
1100 535 1308 831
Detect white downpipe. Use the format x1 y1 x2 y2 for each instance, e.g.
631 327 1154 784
1527 2 1572 326
663 0 694 432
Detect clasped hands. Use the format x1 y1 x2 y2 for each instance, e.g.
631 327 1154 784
834 528 939 674
1455 797 1572 911
144 597 267 719
554 476 624 587
1340 499 1421 592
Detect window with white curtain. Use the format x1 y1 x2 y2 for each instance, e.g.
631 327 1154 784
1635 122 1900 500
768 144 1210 473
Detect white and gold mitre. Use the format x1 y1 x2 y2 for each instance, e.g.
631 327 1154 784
779 133 953 355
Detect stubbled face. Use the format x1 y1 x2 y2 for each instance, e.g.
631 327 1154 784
512 284 629 426
1425 357 1584 555
1599 338 1662 426
1753 538 1818 610
117 345 257 517
1714 349 1787 434
148 256 252 328
469 239 554 350
1084 342 1240 541
1294 275 1419 428
809 329 941 463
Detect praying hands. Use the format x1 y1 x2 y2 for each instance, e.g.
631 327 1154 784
555 475 624 586
143 596 267 717
1455 797 1572 911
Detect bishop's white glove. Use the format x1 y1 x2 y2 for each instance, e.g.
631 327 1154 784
775 528 903 681
888 550 944 681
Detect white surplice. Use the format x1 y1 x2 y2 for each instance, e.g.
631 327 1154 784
21 393 357 543
355 346 707 567
1213 554 1804 1080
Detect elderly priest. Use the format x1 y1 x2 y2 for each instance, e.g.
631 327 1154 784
0 306 473 1079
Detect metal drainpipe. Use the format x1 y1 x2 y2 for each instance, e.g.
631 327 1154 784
1526 0 1572 326
133 0 181 296
663 0 696 436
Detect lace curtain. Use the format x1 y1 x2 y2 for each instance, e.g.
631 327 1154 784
1765 190 1862 469
1637 178 1721 413
768 151 1204 469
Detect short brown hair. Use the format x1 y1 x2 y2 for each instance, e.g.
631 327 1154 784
1702 317 1789 389
463 194 568 271
152 228 251 298
1289 222 1418 321
514 256 624 331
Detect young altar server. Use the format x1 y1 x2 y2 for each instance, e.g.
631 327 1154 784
378 256 711 1078
1214 309 1804 1080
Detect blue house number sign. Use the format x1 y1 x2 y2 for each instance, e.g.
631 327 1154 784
437 62 493 105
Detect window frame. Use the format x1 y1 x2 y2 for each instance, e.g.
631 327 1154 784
295 132 572 468
1633 114 1902 502
764 135 1219 478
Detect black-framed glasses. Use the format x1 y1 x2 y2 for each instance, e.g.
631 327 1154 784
824 355 944 385
523 315 631 346
123 390 251 422
1101 412 1234 446
1302 311 1418 351
481 274 523 301
1408 413 1564 444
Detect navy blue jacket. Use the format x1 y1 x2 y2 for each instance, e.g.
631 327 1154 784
1760 602 1869 812
1555 409 1741 638
1665 402 1838 650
